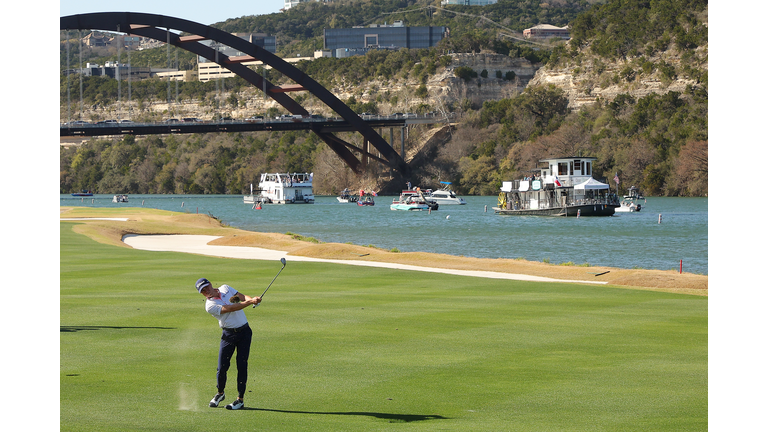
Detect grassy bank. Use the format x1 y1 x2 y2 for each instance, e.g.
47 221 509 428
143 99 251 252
59 207 708 295
60 214 707 431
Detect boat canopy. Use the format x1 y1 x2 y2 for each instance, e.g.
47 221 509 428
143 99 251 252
574 178 610 190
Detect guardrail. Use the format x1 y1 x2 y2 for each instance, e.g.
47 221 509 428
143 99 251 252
60 113 458 137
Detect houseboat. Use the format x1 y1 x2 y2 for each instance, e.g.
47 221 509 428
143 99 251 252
256 173 315 204
244 183 269 204
493 157 620 216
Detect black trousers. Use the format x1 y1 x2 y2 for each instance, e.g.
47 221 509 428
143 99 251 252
217 324 252 398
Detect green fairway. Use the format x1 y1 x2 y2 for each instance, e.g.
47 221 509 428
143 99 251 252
61 222 707 431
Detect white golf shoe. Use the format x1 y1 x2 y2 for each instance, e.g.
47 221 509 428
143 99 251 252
209 393 225 407
226 399 244 410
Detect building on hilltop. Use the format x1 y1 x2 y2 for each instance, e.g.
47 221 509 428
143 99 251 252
440 0 498 5
82 32 112 47
282 0 330 11
155 70 198 82
523 24 570 40
196 32 278 82
63 61 178 81
197 54 321 82
197 32 276 63
323 21 448 58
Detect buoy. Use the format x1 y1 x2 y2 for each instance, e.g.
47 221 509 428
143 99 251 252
446 215 450 219
181 202 184 208
577 209 581 218
658 214 662 224
484 205 487 212
142 200 145 206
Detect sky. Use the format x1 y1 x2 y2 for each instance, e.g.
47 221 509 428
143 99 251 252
60 0 286 26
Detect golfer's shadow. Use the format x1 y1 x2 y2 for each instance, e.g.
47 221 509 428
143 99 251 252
60 326 176 332
246 407 447 423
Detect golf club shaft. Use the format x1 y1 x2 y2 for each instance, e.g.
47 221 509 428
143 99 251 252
254 262 286 307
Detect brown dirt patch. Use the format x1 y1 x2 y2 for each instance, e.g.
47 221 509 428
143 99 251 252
61 207 708 296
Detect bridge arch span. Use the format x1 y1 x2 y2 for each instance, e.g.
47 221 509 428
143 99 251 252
60 12 409 176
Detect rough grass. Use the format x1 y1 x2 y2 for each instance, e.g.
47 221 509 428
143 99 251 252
60 207 708 295
60 219 707 432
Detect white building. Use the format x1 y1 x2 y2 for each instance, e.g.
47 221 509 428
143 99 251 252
523 24 570 40
440 0 498 5
283 0 330 11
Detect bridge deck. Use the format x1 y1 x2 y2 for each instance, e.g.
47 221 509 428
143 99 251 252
60 115 454 137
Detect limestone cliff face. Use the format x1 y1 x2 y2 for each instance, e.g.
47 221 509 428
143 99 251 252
65 52 542 122
429 53 537 107
527 44 708 110
326 53 538 113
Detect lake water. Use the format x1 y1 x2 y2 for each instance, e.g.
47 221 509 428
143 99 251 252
60 194 708 275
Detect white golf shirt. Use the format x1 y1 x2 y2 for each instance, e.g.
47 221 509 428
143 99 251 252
205 284 248 329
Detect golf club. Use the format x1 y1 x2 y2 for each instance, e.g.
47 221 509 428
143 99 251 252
253 257 287 307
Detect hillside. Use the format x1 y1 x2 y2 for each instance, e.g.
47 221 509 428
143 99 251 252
530 1 708 109
60 0 707 198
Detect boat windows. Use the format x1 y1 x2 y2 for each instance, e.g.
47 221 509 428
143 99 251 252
585 162 591 176
558 162 569 176
574 159 581 173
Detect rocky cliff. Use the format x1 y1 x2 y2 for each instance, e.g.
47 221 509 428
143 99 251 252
528 43 708 110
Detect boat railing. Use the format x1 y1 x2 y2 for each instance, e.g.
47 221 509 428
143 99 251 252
570 195 620 207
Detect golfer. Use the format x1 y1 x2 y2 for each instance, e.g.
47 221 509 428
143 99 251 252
196 277 262 410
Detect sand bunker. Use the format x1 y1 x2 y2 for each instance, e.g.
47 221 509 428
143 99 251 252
123 234 607 285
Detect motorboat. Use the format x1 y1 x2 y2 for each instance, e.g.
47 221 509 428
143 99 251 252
615 186 645 212
425 182 466 205
390 189 438 211
493 156 620 216
112 194 128 203
71 190 93 197
256 172 314 204
615 199 642 212
337 188 359 203
357 195 375 206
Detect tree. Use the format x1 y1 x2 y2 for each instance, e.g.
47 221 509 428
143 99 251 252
672 140 707 196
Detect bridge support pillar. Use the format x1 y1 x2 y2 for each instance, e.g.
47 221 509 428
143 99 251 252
401 127 406 158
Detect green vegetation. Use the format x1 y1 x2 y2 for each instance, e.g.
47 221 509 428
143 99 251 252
568 0 708 59
287 232 322 243
61 221 707 431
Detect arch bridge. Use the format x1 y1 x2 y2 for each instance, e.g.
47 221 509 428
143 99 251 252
60 12 410 175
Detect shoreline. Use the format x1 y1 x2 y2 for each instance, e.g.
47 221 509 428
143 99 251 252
60 206 708 295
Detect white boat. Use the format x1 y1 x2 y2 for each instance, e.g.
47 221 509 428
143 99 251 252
425 182 466 205
493 156 620 216
390 189 438 211
336 188 358 203
256 173 315 204
615 186 645 212
243 183 269 204
615 199 642 212
112 194 128 203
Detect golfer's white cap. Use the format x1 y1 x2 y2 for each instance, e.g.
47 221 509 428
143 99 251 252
195 278 211 292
